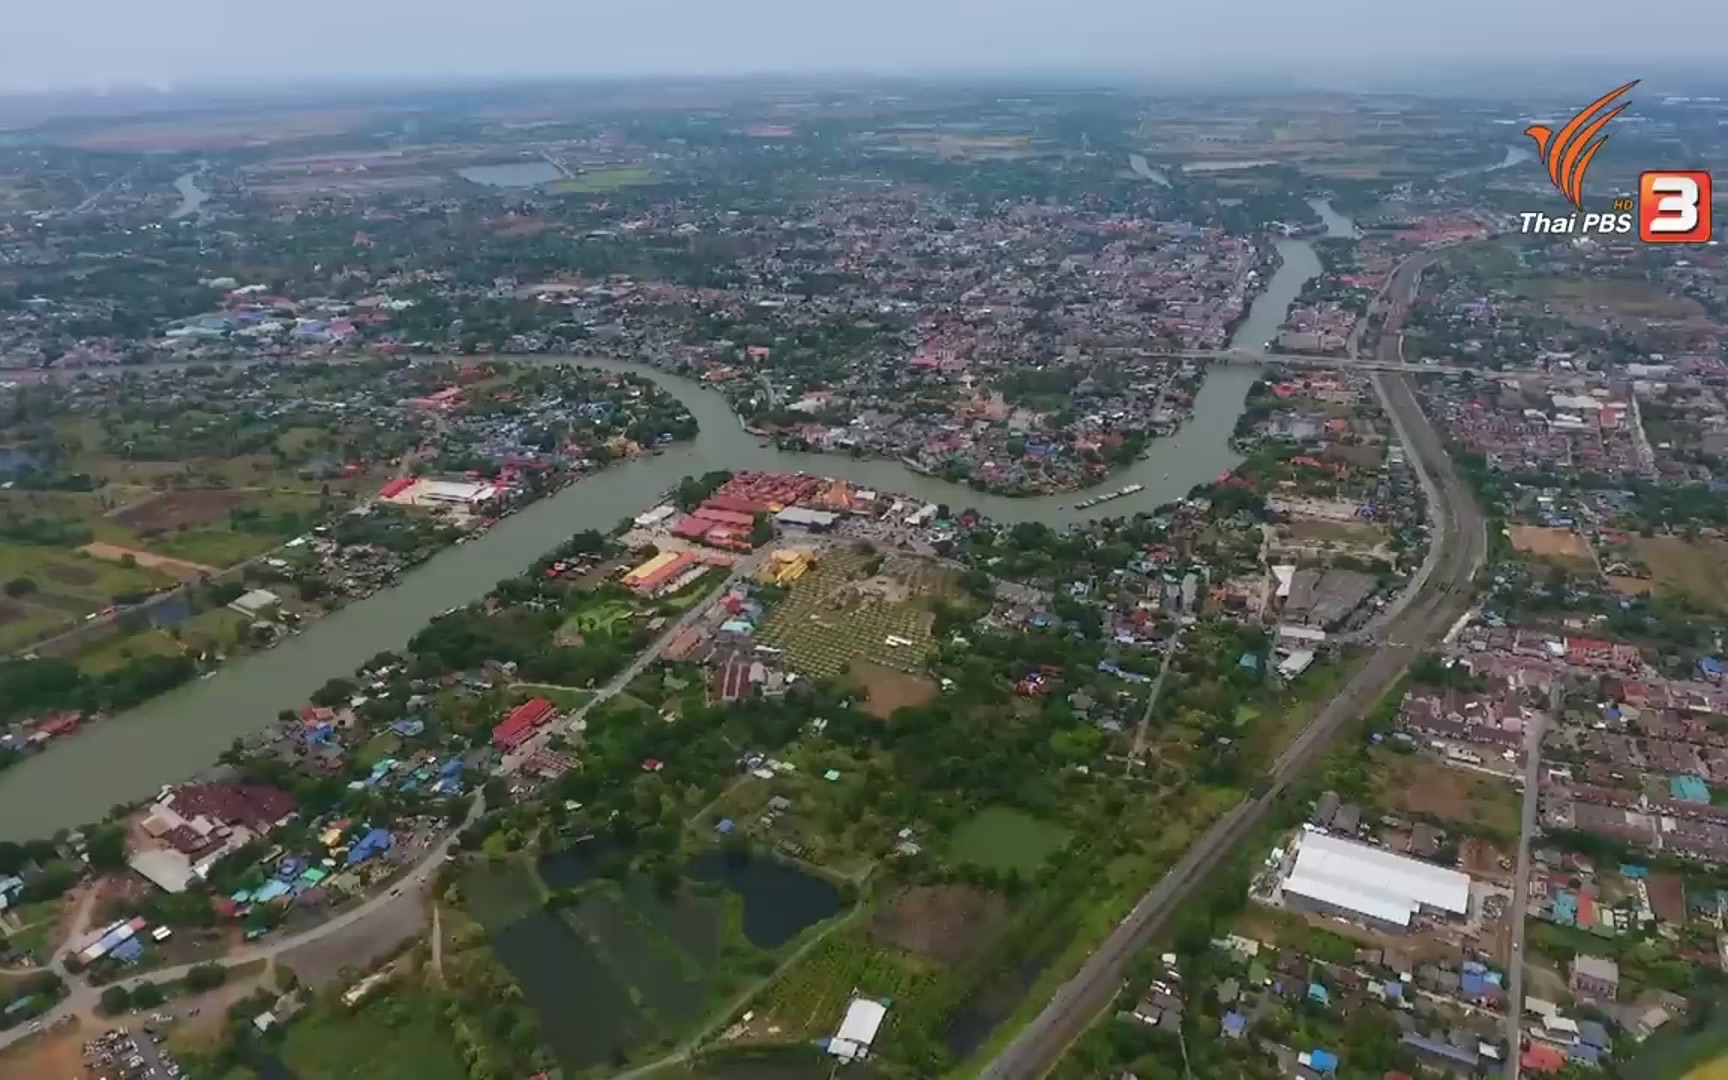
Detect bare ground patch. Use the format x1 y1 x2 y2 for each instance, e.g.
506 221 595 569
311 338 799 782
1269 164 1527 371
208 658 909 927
868 885 1009 965
79 542 218 582
111 490 248 532
848 660 938 719
1372 752 1521 839
276 891 426 988
1509 525 1593 561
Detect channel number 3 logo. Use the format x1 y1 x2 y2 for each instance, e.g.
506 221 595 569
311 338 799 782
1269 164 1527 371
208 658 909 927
1648 174 1703 234
1638 170 1714 243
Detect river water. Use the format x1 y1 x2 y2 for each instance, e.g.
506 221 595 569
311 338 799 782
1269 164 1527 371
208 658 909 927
0 205 1355 838
170 170 208 220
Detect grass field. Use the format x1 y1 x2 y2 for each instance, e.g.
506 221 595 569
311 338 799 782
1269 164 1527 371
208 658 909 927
1636 537 1728 613
0 541 172 606
948 806 1071 876
1626 1018 1728 1079
755 551 953 679
281 989 467 1080
74 607 246 675
1370 750 1521 839
550 166 656 193
459 857 545 932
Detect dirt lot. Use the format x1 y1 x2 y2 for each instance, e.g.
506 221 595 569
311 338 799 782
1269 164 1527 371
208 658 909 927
277 891 425 988
1372 752 1521 840
79 542 218 582
1516 277 1707 320
868 885 1010 965
849 660 938 719
1636 536 1728 612
98 543 219 580
1460 838 1513 886
0 1016 87 1079
110 490 248 532
1509 525 1594 564
1649 873 1688 924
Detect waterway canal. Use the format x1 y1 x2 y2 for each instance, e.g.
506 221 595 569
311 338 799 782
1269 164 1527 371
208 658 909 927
0 206 1355 838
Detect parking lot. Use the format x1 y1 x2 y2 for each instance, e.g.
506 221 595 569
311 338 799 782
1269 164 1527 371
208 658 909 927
83 1022 184 1080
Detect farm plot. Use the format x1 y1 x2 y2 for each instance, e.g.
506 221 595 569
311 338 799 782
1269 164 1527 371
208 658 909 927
755 551 954 679
746 931 934 1044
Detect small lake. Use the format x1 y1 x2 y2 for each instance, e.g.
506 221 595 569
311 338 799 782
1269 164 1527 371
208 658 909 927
457 161 563 188
685 849 842 949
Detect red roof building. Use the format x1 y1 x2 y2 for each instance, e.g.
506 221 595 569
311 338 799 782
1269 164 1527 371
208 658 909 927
492 697 557 751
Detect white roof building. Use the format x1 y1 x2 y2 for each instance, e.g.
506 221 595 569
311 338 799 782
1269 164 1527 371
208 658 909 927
829 997 888 1062
1281 827 1470 929
228 588 282 619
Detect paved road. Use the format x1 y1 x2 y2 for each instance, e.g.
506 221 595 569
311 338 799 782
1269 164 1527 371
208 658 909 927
1504 685 1556 1080
1127 629 1185 765
0 793 485 1054
979 249 1489 1080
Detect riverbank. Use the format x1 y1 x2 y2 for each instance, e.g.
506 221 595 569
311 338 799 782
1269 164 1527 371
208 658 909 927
0 206 1357 837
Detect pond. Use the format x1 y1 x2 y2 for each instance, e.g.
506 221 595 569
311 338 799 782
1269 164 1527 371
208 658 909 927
943 955 1049 1062
457 161 563 188
685 849 842 949
491 910 655 1071
536 836 627 890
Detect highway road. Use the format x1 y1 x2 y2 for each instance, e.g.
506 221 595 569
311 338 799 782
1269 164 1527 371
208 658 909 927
980 248 1488 1079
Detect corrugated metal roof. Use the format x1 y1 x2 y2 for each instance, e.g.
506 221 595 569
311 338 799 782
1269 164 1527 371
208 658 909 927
1283 827 1471 927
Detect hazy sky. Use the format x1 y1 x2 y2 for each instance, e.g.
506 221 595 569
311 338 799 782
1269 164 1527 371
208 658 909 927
6 0 1726 93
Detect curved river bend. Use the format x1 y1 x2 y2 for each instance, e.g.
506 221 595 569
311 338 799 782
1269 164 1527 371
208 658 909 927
0 206 1354 839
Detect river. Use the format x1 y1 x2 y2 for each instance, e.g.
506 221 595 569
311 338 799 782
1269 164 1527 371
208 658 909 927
170 169 208 220
0 205 1356 839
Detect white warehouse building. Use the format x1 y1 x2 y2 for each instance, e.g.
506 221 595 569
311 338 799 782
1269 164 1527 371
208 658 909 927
1277 826 1471 934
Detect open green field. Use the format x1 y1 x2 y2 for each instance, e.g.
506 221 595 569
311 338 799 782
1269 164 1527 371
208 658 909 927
1636 537 1728 614
551 166 657 193
558 599 635 639
1626 1018 1728 1079
281 988 468 1080
0 541 172 606
755 551 953 679
948 806 1071 876
74 607 246 675
459 857 546 932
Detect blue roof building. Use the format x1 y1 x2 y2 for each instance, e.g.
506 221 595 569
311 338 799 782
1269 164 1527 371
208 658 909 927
346 827 393 865
1221 1011 1246 1037
1307 983 1330 1006
1308 1048 1338 1074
